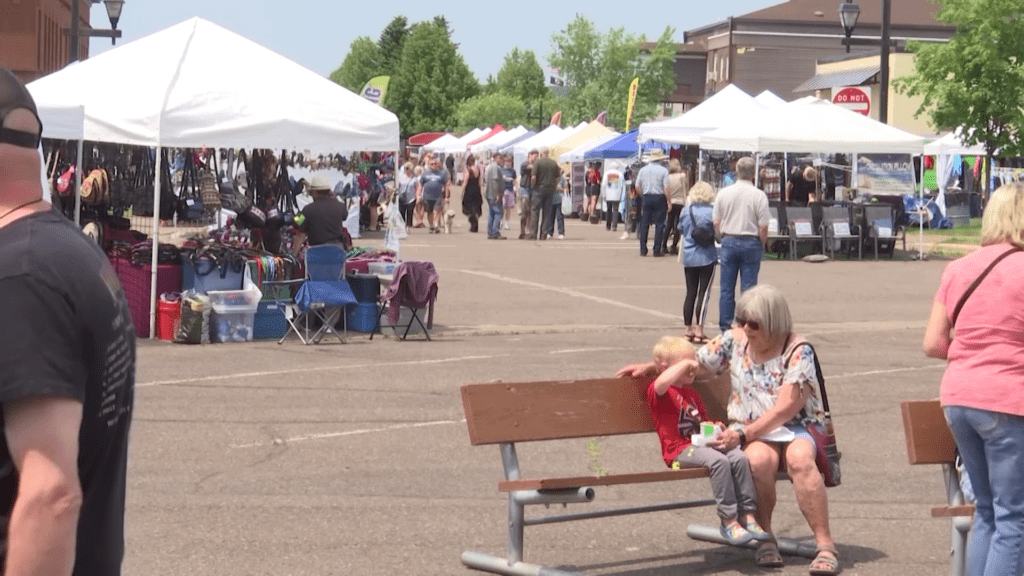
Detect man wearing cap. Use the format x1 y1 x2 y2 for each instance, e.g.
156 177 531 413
634 148 671 257
713 156 770 332
292 174 349 256
0 68 135 576
529 146 561 240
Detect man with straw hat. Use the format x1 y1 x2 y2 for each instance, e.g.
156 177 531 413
634 148 671 257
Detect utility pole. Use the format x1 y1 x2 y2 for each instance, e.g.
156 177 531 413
70 0 80 62
879 0 891 124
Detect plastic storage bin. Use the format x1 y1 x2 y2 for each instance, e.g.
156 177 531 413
157 299 181 341
253 300 288 339
346 302 380 333
182 258 244 294
367 261 397 275
207 287 261 342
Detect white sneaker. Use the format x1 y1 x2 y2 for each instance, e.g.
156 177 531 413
503 221 510 230
557 234 565 239
619 232 630 240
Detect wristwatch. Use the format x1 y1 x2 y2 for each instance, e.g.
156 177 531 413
737 430 747 448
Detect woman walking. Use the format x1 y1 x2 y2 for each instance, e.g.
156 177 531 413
664 158 690 255
461 154 483 233
679 181 717 343
923 182 1024 576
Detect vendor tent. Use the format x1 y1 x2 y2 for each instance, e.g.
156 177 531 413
471 125 529 154
504 125 566 171
549 122 614 162
558 131 620 163
699 98 925 154
754 90 788 108
638 84 763 145
583 129 667 160
34 103 85 140
436 128 486 153
468 125 505 148
27 18 399 151
923 130 987 157
422 133 460 153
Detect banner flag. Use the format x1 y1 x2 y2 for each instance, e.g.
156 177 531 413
595 110 607 125
625 77 639 131
360 76 391 106
550 111 562 127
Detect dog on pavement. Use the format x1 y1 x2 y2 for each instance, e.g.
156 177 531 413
444 207 455 234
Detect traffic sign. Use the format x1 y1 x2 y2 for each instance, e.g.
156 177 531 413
832 86 871 116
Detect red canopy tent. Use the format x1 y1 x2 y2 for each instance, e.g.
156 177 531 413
407 132 447 146
467 125 505 147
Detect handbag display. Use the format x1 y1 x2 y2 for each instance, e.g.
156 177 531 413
785 339 841 487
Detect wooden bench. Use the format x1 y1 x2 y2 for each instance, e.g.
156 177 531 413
460 375 817 576
900 400 973 576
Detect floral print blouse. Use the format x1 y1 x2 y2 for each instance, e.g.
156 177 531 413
697 330 825 427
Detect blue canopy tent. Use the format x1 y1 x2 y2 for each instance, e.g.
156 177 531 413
583 129 667 160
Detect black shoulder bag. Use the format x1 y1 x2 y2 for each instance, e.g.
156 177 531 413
689 205 716 247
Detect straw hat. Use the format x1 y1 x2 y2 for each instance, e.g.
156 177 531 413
645 149 668 163
308 174 332 192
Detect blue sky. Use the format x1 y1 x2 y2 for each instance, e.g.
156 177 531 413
87 1 780 81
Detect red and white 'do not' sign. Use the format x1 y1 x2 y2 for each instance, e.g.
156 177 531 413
832 86 871 116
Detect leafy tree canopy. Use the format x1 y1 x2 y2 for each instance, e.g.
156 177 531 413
455 93 528 133
388 18 480 134
896 0 1024 164
378 16 409 76
496 48 548 104
548 16 677 130
328 36 382 93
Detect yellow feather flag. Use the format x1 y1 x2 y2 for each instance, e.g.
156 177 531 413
625 77 639 131
359 76 391 106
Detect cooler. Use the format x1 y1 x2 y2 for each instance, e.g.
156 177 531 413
346 302 380 333
182 257 245 293
253 300 288 340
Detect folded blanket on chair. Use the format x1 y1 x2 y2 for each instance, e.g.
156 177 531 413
296 281 357 312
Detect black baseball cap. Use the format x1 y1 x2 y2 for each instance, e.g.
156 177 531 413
0 68 42 149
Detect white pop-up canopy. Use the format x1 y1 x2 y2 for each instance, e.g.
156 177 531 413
471 125 529 153
422 133 460 153
754 90 788 109
34 104 85 140
923 130 988 157
700 98 925 154
431 128 485 154
27 17 400 152
638 84 764 145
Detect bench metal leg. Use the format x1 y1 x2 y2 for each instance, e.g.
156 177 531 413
943 463 970 576
686 524 819 559
461 551 582 576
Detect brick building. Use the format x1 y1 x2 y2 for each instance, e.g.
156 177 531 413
1 0 93 83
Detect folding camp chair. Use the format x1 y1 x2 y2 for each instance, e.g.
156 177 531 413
279 245 357 344
864 205 905 259
371 261 439 341
766 203 789 259
821 205 861 260
787 206 824 259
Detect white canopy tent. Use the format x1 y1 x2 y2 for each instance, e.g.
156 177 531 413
422 133 460 153
32 104 86 221
638 84 764 145
924 130 988 218
503 125 566 172
27 17 401 338
754 90 788 108
471 125 529 154
558 130 620 163
431 128 485 154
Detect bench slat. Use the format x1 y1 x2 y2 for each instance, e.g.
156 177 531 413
461 375 731 445
900 400 958 465
932 504 975 518
498 468 712 492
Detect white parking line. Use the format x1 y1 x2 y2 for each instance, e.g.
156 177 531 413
830 364 945 379
456 269 682 321
231 419 466 449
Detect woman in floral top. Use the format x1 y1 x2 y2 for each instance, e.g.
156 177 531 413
618 285 837 575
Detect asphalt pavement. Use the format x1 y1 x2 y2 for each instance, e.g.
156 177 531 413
128 207 956 575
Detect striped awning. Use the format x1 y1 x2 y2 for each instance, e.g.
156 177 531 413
794 65 881 93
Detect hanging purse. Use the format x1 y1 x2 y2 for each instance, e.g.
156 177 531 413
785 339 841 487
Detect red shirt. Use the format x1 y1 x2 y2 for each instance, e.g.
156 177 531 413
645 381 708 467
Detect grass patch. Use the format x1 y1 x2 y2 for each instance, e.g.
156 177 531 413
926 218 982 238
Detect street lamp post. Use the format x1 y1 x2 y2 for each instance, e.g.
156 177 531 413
837 0 890 124
68 0 126 63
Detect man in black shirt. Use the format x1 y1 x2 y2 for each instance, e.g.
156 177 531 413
292 174 349 256
786 165 817 207
0 68 135 576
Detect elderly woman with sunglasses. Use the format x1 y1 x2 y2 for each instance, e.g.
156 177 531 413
617 284 837 575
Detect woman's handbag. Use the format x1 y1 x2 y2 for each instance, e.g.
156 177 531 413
786 340 841 487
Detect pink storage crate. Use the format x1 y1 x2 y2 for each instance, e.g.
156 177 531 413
345 257 372 274
110 257 182 338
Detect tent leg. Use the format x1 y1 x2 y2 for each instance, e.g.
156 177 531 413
149 147 162 339
74 139 84 226
919 153 925 260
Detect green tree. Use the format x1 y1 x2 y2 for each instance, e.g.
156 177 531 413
454 93 528 132
895 0 1024 196
496 48 548 104
548 16 677 130
378 16 410 76
389 19 479 134
329 36 383 93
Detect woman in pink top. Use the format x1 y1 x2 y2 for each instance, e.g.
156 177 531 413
923 183 1024 576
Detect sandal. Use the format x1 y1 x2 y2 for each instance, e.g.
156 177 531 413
755 540 785 568
809 545 839 576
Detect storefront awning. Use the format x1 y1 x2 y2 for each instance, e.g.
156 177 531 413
794 65 880 93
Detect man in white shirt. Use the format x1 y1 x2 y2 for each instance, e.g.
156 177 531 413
712 156 770 332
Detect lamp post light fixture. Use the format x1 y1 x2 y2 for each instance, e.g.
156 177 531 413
837 0 890 124
68 0 126 64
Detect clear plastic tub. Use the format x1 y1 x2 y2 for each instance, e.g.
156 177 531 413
207 287 261 342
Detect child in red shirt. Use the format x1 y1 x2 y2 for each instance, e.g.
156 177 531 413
643 336 769 546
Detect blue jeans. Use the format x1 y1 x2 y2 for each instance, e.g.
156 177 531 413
944 405 1024 576
546 203 564 236
718 236 763 332
639 195 667 255
487 201 502 237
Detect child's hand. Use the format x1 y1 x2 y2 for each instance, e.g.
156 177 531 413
616 363 655 378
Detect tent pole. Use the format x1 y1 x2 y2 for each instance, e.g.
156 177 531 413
149 147 162 339
74 139 84 226
919 153 925 260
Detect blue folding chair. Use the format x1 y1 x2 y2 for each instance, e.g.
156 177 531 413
280 245 357 344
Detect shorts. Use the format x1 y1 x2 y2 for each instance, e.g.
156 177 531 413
764 423 817 450
423 197 442 212
585 183 600 197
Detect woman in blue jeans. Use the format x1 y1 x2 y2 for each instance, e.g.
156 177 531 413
924 183 1024 576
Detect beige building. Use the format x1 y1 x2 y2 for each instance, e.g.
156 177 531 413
795 52 937 136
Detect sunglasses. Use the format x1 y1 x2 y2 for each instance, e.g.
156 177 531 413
734 317 761 331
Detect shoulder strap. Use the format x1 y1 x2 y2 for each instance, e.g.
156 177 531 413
689 205 697 227
951 247 1022 327
784 338 829 415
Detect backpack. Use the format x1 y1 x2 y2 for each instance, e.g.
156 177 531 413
688 205 716 247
